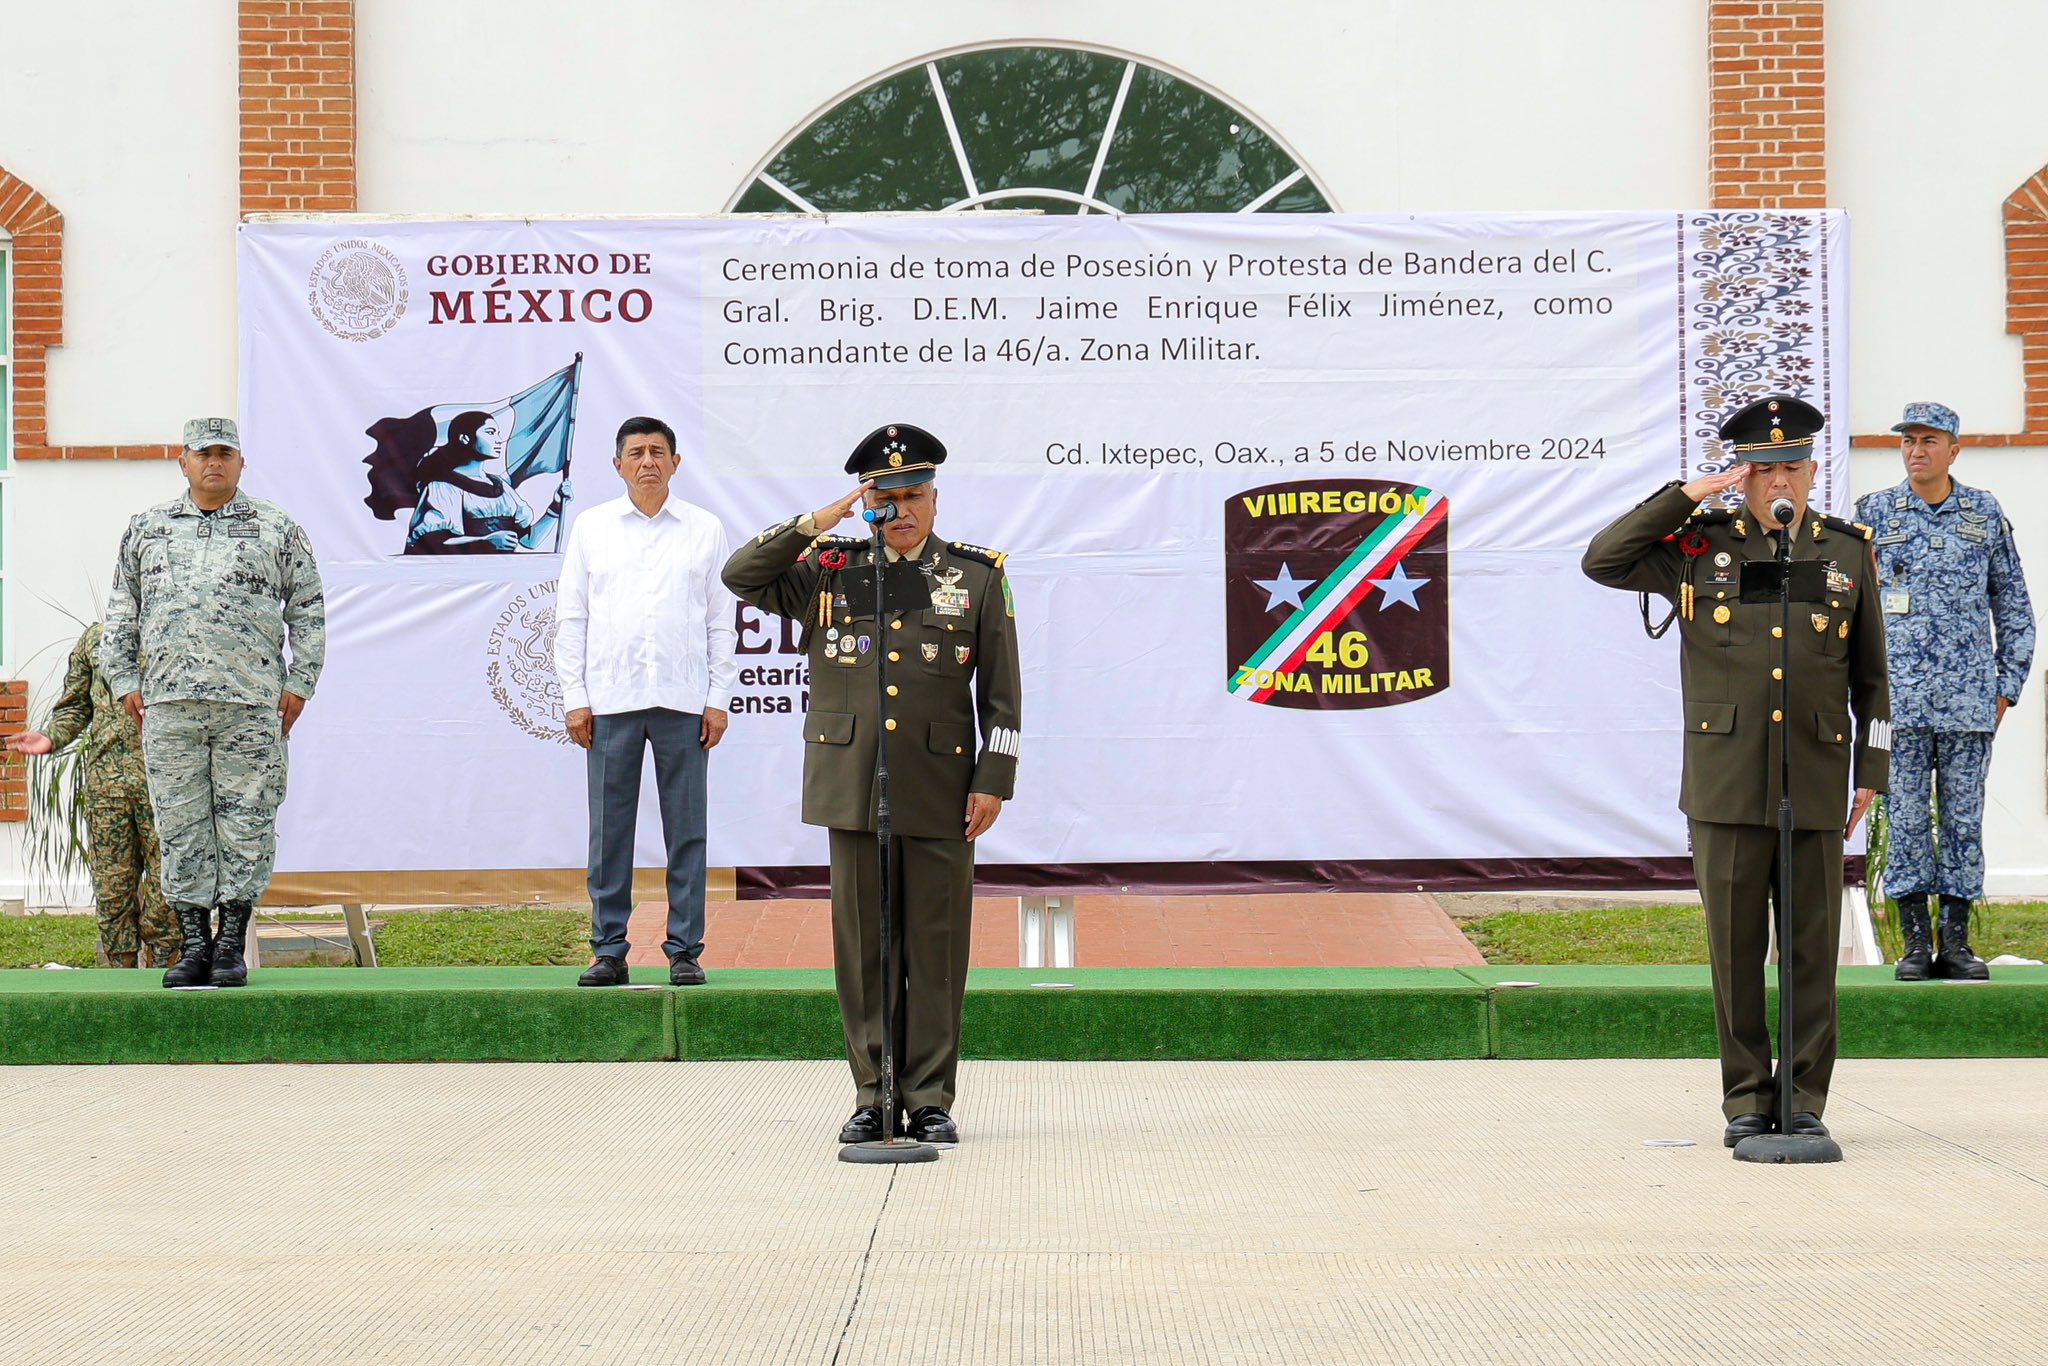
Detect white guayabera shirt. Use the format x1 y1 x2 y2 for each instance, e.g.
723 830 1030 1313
554 493 738 717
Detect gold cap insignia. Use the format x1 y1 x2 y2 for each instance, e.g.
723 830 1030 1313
1771 427 1784 443
889 452 903 467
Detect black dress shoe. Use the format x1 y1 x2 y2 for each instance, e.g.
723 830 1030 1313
577 955 629 987
839 1106 884 1143
907 1106 959 1145
668 954 706 986
1724 1112 1775 1147
1788 1112 1830 1138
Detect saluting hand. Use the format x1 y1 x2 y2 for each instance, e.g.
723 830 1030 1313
1680 464 1751 504
811 487 866 534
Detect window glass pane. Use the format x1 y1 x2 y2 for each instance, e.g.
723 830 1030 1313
936 48 1125 202
1095 66 1302 213
731 180 795 214
762 66 966 213
1259 181 1334 214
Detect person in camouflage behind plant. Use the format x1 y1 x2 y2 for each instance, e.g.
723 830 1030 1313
5 622 178 967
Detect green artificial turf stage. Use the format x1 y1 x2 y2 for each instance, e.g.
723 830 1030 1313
1 964 2042 1065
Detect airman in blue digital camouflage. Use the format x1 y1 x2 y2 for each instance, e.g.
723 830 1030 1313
1854 402 2035 981
100 417 326 989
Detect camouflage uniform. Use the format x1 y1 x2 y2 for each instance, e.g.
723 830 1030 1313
41 623 177 966
1852 477 2035 902
100 491 325 912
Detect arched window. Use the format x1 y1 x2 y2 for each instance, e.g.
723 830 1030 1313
729 45 1333 217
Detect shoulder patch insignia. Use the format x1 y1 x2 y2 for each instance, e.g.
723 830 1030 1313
1686 509 1734 527
1820 515 1873 541
948 541 1006 569
755 516 798 546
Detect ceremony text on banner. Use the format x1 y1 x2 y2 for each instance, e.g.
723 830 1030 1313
236 212 1850 895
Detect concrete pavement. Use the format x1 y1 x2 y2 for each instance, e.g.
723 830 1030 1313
1 1059 2042 1363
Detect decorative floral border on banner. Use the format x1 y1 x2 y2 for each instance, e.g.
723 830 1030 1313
1677 211 1838 510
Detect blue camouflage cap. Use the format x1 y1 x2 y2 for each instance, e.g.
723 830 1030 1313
1891 402 1959 437
182 416 241 452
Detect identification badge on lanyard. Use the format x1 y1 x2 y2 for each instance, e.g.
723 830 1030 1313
1883 591 1911 615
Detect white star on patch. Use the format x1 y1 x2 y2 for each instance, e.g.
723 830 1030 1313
1252 562 1317 612
1372 562 1430 611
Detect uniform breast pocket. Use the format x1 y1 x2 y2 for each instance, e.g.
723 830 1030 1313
917 610 972 675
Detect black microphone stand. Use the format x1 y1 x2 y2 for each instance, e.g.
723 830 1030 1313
840 505 938 1165
1735 503 1843 1164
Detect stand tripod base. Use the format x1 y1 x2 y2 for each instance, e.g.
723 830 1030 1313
1732 1133 1843 1164
839 1138 940 1164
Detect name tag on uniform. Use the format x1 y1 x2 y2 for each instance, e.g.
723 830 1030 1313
1883 591 1911 615
929 586 970 616
226 525 262 539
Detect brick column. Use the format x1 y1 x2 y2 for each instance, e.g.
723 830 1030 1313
2004 171 2048 436
240 0 357 214
1709 1 1825 209
0 681 26 823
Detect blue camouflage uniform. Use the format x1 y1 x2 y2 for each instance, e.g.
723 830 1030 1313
1854 469 2035 901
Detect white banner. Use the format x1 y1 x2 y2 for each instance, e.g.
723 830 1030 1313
237 211 1849 890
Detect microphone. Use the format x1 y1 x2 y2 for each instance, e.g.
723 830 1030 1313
862 501 898 525
1769 496 1796 524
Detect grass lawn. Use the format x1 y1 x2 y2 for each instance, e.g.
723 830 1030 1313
0 906 589 970
1463 901 2048 966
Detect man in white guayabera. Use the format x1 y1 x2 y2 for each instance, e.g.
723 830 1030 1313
554 416 738 987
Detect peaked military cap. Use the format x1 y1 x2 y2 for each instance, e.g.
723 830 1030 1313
846 422 945 490
1717 395 1823 463
182 416 241 452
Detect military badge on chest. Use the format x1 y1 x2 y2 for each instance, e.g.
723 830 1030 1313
925 559 970 616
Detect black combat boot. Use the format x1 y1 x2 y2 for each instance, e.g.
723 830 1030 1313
1935 897 1990 981
1893 894 1935 981
161 905 215 988
209 902 255 988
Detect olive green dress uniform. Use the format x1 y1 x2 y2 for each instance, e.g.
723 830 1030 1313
723 516 1021 1114
1584 481 1890 1120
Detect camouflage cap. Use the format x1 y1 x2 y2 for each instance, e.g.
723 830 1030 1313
1891 401 1960 437
182 416 241 452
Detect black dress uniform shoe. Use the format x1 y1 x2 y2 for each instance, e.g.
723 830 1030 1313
577 955 629 987
907 1107 959 1145
839 1106 885 1143
668 953 706 986
1788 1112 1830 1138
1724 1112 1775 1147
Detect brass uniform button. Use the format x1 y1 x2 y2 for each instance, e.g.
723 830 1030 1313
1771 626 1783 638
891 620 902 631
1772 709 1783 722
1700 722 1710 731
946 624 956 631
885 719 897 731
888 651 900 662
954 746 964 755
1835 733 1844 742
886 685 898 697
1712 605 1731 625
1772 668 1782 680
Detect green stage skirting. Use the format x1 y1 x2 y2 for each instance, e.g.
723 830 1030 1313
0 964 2042 1065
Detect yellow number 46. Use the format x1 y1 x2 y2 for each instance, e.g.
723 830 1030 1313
1303 630 1370 669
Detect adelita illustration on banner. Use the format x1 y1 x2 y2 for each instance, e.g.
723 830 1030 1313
360 355 584 555
1225 479 1451 709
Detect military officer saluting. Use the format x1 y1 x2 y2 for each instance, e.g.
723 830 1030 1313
1854 402 2034 981
1584 396 1890 1149
724 424 1022 1146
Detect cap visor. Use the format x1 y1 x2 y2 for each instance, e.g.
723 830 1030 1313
865 468 935 491
1739 442 1815 464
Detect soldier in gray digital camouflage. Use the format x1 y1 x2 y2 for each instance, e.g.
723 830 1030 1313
1854 402 2036 981
5 622 177 967
100 417 326 988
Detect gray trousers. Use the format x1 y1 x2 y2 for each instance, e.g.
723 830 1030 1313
140 700 287 910
586 708 708 962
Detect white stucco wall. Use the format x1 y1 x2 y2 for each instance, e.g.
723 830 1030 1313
5 0 2045 898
